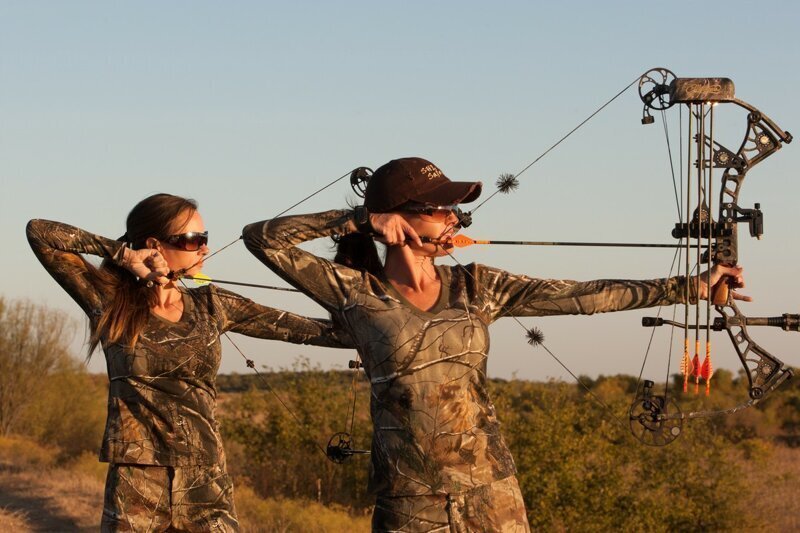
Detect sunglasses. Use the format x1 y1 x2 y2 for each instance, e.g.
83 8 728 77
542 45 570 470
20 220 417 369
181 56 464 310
400 203 472 227
163 231 209 251
401 203 459 220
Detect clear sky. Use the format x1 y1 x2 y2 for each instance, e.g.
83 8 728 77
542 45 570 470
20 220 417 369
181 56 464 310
2 1 798 383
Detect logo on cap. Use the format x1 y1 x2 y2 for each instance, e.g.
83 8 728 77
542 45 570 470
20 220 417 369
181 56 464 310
419 164 443 180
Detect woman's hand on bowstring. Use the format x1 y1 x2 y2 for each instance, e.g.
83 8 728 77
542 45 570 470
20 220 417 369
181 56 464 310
368 213 423 247
695 264 751 302
119 247 171 286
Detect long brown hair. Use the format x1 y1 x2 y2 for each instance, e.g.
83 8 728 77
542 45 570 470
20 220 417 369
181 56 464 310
333 198 384 276
333 232 383 276
87 193 197 356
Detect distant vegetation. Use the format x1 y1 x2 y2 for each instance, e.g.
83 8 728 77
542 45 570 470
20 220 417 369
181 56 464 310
217 365 800 531
1 296 798 531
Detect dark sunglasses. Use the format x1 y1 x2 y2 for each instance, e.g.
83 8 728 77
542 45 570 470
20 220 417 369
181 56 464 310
401 203 459 218
163 231 209 251
400 203 472 228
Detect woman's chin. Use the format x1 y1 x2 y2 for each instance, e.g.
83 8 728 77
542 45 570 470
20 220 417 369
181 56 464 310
184 264 203 277
433 243 453 257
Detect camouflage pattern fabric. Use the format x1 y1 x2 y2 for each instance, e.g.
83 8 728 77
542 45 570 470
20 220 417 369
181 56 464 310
373 475 530 532
101 462 238 532
27 218 348 468
244 210 692 506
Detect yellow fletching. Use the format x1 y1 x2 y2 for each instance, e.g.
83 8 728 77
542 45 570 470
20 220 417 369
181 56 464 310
192 272 212 286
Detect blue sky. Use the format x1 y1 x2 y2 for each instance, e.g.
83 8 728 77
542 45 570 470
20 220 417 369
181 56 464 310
2 1 798 382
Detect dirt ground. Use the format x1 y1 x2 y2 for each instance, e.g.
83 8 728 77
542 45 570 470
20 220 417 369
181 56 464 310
0 462 103 532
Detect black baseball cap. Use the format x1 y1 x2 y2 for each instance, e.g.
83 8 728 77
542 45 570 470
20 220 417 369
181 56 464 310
364 157 482 212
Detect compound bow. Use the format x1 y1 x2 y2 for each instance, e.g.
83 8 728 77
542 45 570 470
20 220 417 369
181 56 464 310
629 67 796 445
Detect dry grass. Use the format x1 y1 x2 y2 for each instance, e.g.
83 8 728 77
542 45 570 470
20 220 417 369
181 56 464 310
236 485 371 532
4 431 793 532
0 435 104 530
740 443 800 532
0 435 57 468
0 466 103 531
0 506 31 532
0 435 370 532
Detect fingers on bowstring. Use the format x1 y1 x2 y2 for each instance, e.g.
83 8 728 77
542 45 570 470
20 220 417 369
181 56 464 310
146 273 169 286
149 260 171 278
402 221 422 247
146 250 169 269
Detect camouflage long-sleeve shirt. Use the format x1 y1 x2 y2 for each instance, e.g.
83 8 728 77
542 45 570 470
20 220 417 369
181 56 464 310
243 210 693 497
27 219 348 466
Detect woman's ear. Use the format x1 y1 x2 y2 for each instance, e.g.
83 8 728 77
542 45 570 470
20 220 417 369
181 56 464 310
145 237 160 250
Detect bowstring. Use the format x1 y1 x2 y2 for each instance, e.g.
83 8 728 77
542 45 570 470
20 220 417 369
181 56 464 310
178 168 364 461
457 71 679 437
469 75 641 215
439 245 631 433
634 106 686 405
184 70 678 443
222 329 331 458
440 70 691 438
183 169 354 274
176 280 331 458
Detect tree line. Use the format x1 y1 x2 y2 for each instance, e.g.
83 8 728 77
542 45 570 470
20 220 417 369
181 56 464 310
2 296 798 531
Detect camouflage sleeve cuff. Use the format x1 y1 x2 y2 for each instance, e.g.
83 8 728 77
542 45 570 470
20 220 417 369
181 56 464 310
674 275 698 305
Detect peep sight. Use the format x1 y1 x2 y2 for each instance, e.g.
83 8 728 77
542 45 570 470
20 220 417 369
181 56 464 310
456 209 472 228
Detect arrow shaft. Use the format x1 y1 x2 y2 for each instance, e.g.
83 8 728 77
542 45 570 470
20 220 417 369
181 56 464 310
182 275 300 292
467 239 693 249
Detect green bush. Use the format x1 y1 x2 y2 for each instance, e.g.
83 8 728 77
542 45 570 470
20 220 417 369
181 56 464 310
19 364 107 461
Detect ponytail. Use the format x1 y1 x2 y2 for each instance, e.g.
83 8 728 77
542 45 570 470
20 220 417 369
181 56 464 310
333 232 383 277
88 261 158 356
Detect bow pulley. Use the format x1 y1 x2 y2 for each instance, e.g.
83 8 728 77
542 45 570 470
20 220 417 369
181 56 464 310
629 380 683 446
639 67 677 124
326 432 370 464
350 167 373 198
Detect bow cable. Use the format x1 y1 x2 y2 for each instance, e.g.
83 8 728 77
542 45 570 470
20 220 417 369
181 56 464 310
174 168 371 463
469 75 642 215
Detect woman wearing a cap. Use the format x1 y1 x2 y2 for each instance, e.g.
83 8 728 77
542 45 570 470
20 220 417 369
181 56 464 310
243 157 746 532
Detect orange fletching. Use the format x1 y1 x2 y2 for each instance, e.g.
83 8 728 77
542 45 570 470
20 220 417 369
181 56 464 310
701 342 713 380
701 341 713 396
681 339 691 393
449 235 478 248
